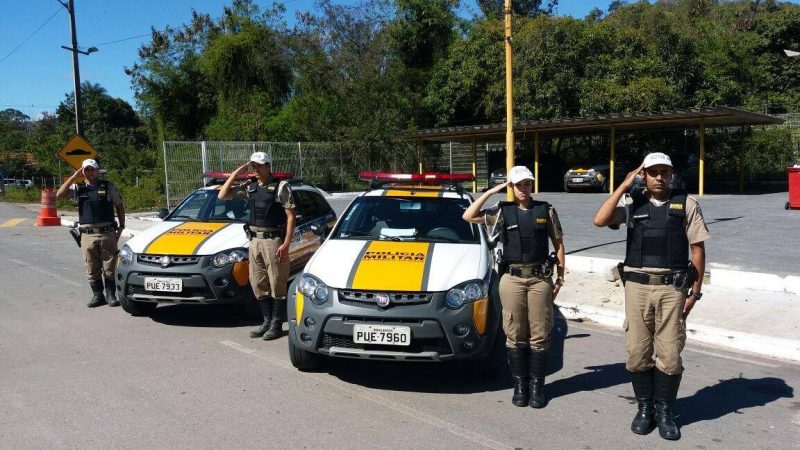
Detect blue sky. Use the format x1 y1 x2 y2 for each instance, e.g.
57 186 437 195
0 1 787 120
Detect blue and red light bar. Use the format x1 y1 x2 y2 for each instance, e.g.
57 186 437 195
359 172 474 183
203 171 293 181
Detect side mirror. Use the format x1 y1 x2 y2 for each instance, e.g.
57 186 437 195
310 224 325 236
157 207 169 219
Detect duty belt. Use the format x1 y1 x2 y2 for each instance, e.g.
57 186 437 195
508 265 547 278
247 229 283 239
80 225 116 234
622 272 682 286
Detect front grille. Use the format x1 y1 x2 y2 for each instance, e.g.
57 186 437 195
138 254 202 267
321 333 452 355
338 290 431 308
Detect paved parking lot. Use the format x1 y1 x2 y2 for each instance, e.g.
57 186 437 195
328 191 800 277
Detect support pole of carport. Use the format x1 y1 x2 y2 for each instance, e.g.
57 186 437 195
417 140 423 174
609 126 616 194
534 132 540 194
699 119 705 196
738 126 746 193
471 137 477 193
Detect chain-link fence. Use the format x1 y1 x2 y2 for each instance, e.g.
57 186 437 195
162 140 492 207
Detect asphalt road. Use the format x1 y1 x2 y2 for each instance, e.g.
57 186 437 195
1 202 798 449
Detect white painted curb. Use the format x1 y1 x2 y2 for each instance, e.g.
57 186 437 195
556 300 800 363
566 255 798 295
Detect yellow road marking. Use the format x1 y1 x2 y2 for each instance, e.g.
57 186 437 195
0 218 26 228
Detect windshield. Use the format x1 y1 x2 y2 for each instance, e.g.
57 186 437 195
168 189 249 222
332 196 480 243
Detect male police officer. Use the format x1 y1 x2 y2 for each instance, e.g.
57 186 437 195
463 166 566 409
56 159 126 308
593 152 709 440
219 152 296 341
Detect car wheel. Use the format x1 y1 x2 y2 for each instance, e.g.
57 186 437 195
288 331 324 371
787 202 791 210
563 184 571 193
119 295 157 316
599 179 608 193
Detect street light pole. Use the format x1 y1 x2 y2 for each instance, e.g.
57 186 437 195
59 0 97 137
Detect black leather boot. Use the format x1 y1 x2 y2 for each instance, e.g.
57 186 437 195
653 369 682 440
105 278 119 307
249 297 273 338
629 368 656 435
263 299 286 340
87 281 106 308
507 347 529 407
528 348 548 408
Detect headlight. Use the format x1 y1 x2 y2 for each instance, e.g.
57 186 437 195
119 244 134 264
445 279 487 309
298 273 329 305
211 248 249 268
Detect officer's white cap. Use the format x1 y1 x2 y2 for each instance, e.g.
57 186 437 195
81 159 99 170
250 152 271 165
642 152 672 169
508 165 535 184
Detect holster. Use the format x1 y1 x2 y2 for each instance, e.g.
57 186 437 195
541 252 557 278
69 226 81 248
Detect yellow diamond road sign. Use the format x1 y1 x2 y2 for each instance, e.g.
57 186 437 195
57 134 98 170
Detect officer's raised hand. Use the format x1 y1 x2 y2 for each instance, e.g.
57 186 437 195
620 163 644 191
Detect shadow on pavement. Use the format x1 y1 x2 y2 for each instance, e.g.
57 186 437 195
677 375 794 426
546 362 630 401
149 304 259 328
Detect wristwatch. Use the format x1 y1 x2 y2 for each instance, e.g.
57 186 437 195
688 290 703 300
555 277 564 286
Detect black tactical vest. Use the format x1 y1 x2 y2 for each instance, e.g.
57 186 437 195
500 200 550 265
624 189 690 269
247 179 287 228
77 180 115 224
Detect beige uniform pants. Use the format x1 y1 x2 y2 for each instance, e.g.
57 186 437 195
498 273 554 350
623 281 687 375
81 231 117 282
248 237 289 299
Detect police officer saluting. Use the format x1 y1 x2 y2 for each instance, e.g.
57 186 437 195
463 166 566 409
219 152 296 341
56 159 126 308
593 152 709 441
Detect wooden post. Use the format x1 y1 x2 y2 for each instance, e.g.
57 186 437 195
609 126 616 193
699 119 705 196
504 0 514 201
534 132 540 194
471 138 477 193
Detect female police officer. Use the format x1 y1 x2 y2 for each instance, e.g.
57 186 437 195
463 166 565 408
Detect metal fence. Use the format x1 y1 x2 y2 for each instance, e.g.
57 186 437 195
162 140 493 207
163 141 434 207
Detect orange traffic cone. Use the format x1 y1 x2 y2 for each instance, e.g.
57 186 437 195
35 189 61 226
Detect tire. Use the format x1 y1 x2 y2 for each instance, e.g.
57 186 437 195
288 332 324 371
787 202 791 210
119 295 157 316
563 184 571 193
599 179 608 193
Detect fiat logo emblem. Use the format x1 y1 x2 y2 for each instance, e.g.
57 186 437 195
375 293 391 308
159 255 171 267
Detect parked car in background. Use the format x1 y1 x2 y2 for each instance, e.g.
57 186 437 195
563 163 628 193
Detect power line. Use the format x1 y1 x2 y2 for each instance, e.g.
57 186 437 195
92 33 152 47
0 6 65 65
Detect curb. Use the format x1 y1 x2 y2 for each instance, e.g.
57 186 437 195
566 255 800 295
556 300 800 363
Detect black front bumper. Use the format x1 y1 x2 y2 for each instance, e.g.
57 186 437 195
288 281 501 362
115 255 253 304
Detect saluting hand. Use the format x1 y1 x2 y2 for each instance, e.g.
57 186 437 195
620 163 644 191
487 181 510 195
233 163 250 176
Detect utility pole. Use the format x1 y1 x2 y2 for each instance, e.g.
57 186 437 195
59 0 97 136
504 0 515 201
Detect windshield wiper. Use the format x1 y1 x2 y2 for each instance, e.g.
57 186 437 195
169 215 205 222
417 235 460 243
338 230 374 239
